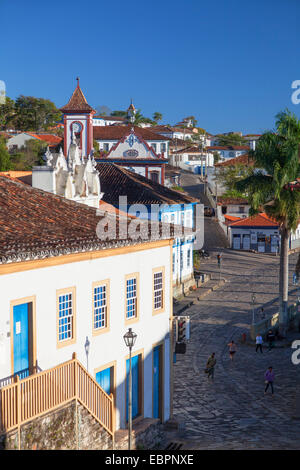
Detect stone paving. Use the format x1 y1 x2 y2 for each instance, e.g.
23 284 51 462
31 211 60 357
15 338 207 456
170 249 300 450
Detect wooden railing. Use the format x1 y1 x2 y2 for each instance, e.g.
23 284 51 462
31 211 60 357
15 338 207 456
0 353 115 437
0 362 42 389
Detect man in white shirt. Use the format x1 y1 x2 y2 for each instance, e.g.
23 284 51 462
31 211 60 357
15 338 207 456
256 334 263 353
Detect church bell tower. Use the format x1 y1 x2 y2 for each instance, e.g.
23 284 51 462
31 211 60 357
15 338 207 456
60 78 95 158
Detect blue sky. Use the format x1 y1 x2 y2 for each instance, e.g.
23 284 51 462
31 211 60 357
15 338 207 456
1 0 300 134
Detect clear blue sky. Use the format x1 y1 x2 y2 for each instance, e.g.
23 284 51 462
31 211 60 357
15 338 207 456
1 0 300 134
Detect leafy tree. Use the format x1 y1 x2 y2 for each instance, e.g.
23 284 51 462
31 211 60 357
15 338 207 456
215 133 245 147
183 116 197 127
110 110 127 117
153 112 163 124
130 110 154 126
0 137 11 170
10 139 47 170
14 96 62 132
0 97 16 130
213 151 221 164
215 162 254 194
95 105 112 116
236 109 300 329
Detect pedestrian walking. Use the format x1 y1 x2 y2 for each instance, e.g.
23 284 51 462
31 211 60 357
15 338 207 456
264 366 275 396
227 340 237 361
266 329 275 351
256 334 263 353
205 353 216 380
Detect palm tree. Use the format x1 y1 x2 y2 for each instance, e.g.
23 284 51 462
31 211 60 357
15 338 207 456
153 112 163 124
236 110 300 330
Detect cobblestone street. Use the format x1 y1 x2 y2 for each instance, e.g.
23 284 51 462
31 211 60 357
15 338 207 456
172 249 300 450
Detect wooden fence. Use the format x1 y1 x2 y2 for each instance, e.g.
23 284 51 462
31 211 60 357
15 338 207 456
0 353 115 438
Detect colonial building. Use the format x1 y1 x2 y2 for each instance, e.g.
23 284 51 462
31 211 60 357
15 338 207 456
227 213 300 253
0 175 175 442
94 126 169 184
228 213 280 252
96 163 198 298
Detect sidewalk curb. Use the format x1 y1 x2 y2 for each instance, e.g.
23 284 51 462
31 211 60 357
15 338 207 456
174 278 228 315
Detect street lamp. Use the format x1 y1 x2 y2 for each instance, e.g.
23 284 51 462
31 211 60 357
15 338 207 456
251 293 256 325
123 327 137 450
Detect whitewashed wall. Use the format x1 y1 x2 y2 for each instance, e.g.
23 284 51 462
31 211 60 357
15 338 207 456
0 243 172 429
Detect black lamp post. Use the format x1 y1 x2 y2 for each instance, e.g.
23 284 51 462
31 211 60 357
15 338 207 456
123 327 137 450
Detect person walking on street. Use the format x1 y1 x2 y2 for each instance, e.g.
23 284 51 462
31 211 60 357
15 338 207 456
266 329 275 351
227 340 237 361
205 353 216 380
264 366 275 396
256 334 263 353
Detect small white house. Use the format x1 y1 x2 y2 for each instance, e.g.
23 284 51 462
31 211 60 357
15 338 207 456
205 145 249 161
170 146 214 175
93 115 126 126
7 132 62 152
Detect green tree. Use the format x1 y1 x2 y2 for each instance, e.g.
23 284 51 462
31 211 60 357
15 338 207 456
0 137 11 170
213 151 221 164
14 96 62 132
0 97 16 130
236 110 300 329
131 110 154 126
215 162 253 195
215 133 245 146
110 110 127 117
153 112 163 124
10 139 47 170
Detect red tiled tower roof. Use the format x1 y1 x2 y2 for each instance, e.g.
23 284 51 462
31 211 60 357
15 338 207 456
60 80 95 114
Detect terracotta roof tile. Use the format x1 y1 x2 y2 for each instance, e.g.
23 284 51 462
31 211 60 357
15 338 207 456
215 154 253 167
206 145 250 151
26 133 62 147
217 197 249 205
97 163 198 206
93 125 170 141
0 176 176 264
229 213 279 228
172 146 203 154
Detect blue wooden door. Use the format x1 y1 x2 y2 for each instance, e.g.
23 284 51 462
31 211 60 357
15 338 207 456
153 346 161 419
13 303 29 378
96 367 111 395
126 355 139 421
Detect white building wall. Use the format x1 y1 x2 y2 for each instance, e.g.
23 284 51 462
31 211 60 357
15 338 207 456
0 244 172 429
